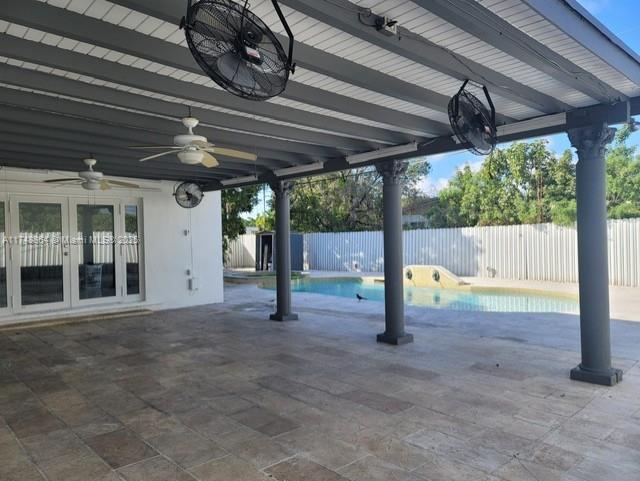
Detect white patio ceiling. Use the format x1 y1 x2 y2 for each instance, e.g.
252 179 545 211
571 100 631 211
0 0 638 187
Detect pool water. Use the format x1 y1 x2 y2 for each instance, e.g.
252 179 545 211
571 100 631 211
264 277 579 314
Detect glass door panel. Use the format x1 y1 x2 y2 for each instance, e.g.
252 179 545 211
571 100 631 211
124 205 140 296
17 202 67 307
76 204 116 300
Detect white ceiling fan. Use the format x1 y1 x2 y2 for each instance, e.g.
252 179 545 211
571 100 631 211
44 158 140 191
130 117 258 167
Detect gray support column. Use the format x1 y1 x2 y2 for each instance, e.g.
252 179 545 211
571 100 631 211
376 160 413 345
568 123 622 386
269 180 298 322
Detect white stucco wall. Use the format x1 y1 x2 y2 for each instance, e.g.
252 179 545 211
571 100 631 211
0 166 224 323
142 185 224 310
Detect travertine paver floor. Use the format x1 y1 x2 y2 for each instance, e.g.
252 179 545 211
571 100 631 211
1 283 639 481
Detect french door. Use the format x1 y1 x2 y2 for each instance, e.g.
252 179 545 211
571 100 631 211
2 196 143 316
9 197 71 312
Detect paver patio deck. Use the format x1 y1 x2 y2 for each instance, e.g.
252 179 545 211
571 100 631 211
1 283 639 481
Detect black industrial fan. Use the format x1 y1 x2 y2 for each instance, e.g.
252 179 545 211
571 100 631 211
181 0 295 101
448 80 497 155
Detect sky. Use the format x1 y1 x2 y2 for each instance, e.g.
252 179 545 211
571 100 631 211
248 0 640 217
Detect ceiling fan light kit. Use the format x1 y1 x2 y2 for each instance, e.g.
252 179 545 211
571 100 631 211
177 149 205 165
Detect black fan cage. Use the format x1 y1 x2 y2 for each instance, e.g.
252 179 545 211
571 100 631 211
184 0 290 101
447 89 497 156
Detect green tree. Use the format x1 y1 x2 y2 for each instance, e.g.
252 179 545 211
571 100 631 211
259 161 430 233
606 124 640 219
222 186 260 259
431 140 576 227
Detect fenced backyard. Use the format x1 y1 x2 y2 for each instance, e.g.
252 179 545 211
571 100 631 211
226 218 640 287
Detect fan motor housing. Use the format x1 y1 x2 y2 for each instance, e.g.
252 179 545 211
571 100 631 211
174 134 207 147
79 171 103 181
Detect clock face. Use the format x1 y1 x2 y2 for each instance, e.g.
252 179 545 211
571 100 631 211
175 182 204 208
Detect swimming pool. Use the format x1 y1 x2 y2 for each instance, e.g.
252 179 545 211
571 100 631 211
263 277 579 314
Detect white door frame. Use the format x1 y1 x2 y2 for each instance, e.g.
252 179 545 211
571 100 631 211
121 198 145 302
69 198 123 308
9 196 72 313
0 195 11 316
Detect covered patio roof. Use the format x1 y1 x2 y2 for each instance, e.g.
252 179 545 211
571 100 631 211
1 0 639 188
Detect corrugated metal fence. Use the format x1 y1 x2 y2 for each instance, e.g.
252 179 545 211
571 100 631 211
302 219 640 286
225 233 256 268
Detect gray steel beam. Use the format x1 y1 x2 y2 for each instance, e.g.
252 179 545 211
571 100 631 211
524 0 640 87
269 181 298 322
159 94 640 190
568 123 623 386
278 0 571 114
0 37 417 146
108 0 473 119
1 0 449 136
0 86 336 160
375 161 412 345
415 0 625 104
0 64 373 153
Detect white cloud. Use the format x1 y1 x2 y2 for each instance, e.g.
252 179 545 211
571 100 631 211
467 160 484 173
419 177 449 196
428 153 448 162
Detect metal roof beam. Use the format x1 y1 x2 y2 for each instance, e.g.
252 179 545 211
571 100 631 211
108 0 467 119
1 0 448 138
208 96 640 189
0 64 371 153
0 85 337 160
278 0 571 114
414 0 625 104
0 117 302 168
523 0 640 87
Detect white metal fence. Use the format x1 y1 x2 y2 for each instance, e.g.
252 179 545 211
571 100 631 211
303 219 640 286
227 219 640 286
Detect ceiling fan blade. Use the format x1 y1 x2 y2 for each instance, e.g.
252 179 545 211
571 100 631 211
139 150 176 162
106 180 140 189
129 146 180 150
44 178 81 183
100 180 111 191
213 148 258 161
201 152 219 168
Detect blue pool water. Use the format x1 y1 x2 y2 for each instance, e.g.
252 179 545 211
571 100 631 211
264 277 579 314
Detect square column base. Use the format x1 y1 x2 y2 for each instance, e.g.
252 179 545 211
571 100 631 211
570 364 623 386
270 313 299 322
376 332 414 345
